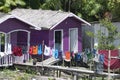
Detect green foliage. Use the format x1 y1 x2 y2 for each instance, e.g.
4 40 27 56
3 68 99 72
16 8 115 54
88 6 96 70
0 68 35 80
0 0 120 21
86 19 119 50
0 0 25 13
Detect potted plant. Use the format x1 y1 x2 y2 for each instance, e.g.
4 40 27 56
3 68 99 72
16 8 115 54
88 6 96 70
33 58 37 65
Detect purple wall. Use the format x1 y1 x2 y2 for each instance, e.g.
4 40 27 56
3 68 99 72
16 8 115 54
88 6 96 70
0 17 83 53
0 18 32 47
0 18 31 33
49 17 82 52
30 30 49 46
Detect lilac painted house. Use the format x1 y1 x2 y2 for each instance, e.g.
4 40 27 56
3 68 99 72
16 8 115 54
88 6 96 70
0 9 91 59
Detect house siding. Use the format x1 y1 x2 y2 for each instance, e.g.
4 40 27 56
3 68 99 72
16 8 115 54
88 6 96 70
49 17 82 52
0 18 31 33
0 18 31 46
0 17 84 53
30 30 49 46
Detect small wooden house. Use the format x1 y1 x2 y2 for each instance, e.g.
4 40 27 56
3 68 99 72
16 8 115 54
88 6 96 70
0 9 90 64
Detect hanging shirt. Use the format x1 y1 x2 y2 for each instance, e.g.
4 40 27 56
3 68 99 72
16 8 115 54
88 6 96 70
13 46 22 56
22 46 27 54
32 46 38 55
65 51 71 61
44 45 51 56
38 44 42 55
93 53 100 63
83 53 88 63
29 46 33 55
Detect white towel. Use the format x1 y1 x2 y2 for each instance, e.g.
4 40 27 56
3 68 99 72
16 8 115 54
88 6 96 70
0 52 5 57
6 44 12 55
44 45 51 56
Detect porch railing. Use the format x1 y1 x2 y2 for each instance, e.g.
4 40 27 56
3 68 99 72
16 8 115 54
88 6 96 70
0 54 13 67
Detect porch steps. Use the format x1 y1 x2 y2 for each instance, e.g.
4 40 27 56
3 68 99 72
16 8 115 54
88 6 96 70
38 57 60 65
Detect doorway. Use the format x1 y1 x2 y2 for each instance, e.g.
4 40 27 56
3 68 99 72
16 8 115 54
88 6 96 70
54 30 63 51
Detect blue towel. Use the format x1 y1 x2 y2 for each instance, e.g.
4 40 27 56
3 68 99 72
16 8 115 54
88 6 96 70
99 54 104 63
53 49 58 59
38 44 42 55
75 53 81 61
92 49 96 55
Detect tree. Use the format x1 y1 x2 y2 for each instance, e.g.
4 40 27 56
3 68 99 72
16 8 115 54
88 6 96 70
0 0 25 13
86 18 120 50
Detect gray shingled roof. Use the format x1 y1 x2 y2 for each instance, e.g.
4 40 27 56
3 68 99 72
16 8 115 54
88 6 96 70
10 9 91 29
0 13 6 18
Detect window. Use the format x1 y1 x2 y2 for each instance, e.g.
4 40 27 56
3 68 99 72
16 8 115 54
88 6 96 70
0 33 5 52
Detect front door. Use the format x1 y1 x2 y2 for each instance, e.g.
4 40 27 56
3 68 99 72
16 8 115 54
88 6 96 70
69 28 78 52
54 30 63 51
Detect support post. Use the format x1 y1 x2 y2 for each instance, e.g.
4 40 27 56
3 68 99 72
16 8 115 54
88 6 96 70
42 40 44 75
73 72 78 80
108 50 111 80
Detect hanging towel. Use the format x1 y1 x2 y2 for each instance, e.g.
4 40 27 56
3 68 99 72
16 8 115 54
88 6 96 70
52 49 58 59
0 52 5 57
44 45 51 56
75 53 81 61
99 54 104 63
55 49 58 59
32 46 38 55
6 44 12 55
38 44 42 55
29 46 33 55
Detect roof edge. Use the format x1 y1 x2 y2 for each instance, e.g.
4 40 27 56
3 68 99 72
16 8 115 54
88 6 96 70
0 14 41 30
69 13 91 26
50 13 91 30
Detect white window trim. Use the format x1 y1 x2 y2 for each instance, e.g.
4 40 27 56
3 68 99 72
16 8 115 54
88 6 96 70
0 32 7 53
0 29 30 57
54 29 63 51
69 28 78 52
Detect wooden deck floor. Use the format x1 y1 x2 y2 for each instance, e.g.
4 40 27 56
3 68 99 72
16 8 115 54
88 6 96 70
13 62 120 80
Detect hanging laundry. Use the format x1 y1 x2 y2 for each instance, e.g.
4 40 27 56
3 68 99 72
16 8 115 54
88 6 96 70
82 52 88 63
99 54 104 63
0 52 5 57
92 49 97 55
32 46 38 55
55 49 58 59
38 44 42 55
93 53 100 63
6 44 12 55
75 53 81 61
22 46 27 54
29 46 33 55
58 51 63 59
52 49 58 59
44 45 51 56
12 46 22 56
64 51 71 61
